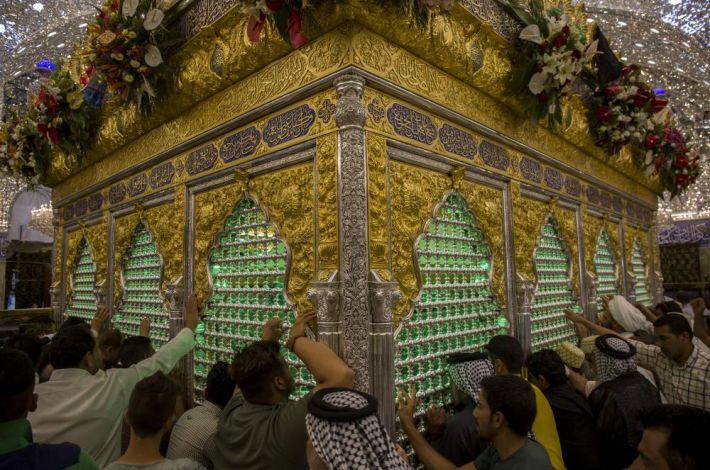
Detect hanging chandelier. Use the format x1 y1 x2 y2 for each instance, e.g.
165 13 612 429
29 202 54 237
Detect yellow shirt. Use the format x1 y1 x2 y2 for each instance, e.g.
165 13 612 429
531 383 566 470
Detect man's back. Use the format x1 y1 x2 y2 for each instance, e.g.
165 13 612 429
0 419 97 470
589 371 661 469
545 382 603 470
214 394 310 470
473 438 553 470
105 458 205 470
167 401 221 468
530 384 566 470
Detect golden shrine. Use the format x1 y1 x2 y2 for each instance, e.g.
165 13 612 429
47 0 662 433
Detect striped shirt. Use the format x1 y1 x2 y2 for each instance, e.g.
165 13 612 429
628 339 710 411
167 401 221 469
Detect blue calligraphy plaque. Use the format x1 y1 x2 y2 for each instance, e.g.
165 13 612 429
220 127 261 163
600 191 612 208
149 162 175 189
88 192 104 212
74 198 88 217
612 196 623 213
587 186 600 205
263 105 316 148
520 157 543 183
387 103 437 144
564 177 582 197
544 167 563 190
109 183 126 205
187 145 219 176
439 124 477 159
63 205 74 221
127 174 148 198
479 140 510 170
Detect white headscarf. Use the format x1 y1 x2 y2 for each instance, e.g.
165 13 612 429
607 295 653 334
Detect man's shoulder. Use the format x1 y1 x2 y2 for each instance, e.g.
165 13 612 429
0 441 84 470
521 439 554 464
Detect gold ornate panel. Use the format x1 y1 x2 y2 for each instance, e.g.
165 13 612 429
389 161 451 326
249 164 315 313
458 180 506 308
83 213 109 281
550 204 580 299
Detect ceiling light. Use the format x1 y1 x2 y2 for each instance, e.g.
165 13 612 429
56 43 65 48
650 28 659 33
78 23 87 28
0 24 5 34
32 3 44 12
667 0 682 5
17 47 25 53
47 31 57 37
618 21 627 26
635 42 644 47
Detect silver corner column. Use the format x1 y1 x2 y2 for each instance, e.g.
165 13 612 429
515 272 534 354
625 271 637 302
307 270 341 355
50 280 63 327
334 73 371 391
368 269 401 436
654 270 665 304
165 275 192 405
584 271 599 322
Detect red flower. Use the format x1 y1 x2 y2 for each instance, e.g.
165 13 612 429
595 105 614 123
554 33 566 49
632 91 651 107
675 174 688 186
47 127 59 145
265 0 283 11
571 49 581 60
537 92 549 103
651 98 668 112
645 134 659 149
605 85 622 96
35 89 46 108
676 155 689 169
621 66 633 77
247 12 266 43
562 25 570 35
538 41 549 52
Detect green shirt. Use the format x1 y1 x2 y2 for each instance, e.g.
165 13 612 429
214 394 311 470
0 419 98 470
474 439 553 470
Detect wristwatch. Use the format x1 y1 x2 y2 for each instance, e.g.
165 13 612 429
286 334 305 352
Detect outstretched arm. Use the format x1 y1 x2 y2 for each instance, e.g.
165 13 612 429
398 387 475 470
563 310 621 338
691 299 710 347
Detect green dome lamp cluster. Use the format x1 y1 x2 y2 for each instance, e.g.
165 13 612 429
64 238 98 322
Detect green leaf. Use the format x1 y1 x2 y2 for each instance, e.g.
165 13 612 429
273 7 292 46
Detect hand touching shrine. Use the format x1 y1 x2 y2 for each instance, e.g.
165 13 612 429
262 318 285 343
139 318 151 338
91 308 110 333
286 310 315 352
397 386 418 427
425 405 448 438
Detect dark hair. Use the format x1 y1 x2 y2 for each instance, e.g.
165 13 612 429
5 333 43 368
525 350 567 386
99 329 124 350
654 301 682 315
480 375 536 436
230 341 288 402
127 372 177 437
653 314 693 340
206 361 237 408
639 405 710 470
676 292 694 305
49 325 96 369
60 316 87 330
0 348 36 421
486 335 524 374
120 336 154 367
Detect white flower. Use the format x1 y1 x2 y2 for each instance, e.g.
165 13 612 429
645 150 654 165
519 24 544 44
528 72 549 95
122 0 139 17
556 60 576 84
143 8 165 31
144 44 163 67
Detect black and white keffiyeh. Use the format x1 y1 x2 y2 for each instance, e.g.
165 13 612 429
446 352 494 401
593 334 637 383
306 388 411 470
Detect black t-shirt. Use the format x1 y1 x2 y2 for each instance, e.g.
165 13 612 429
474 439 553 470
431 401 488 466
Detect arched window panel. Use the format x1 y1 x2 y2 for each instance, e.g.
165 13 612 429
64 237 97 322
193 194 314 400
114 222 169 349
632 238 652 306
531 215 580 351
594 228 619 310
394 191 507 426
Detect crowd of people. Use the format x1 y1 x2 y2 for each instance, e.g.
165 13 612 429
1 292 709 469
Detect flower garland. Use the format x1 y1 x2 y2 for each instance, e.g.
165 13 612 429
589 64 668 155
0 71 94 185
496 0 597 128
644 125 701 196
83 0 181 109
